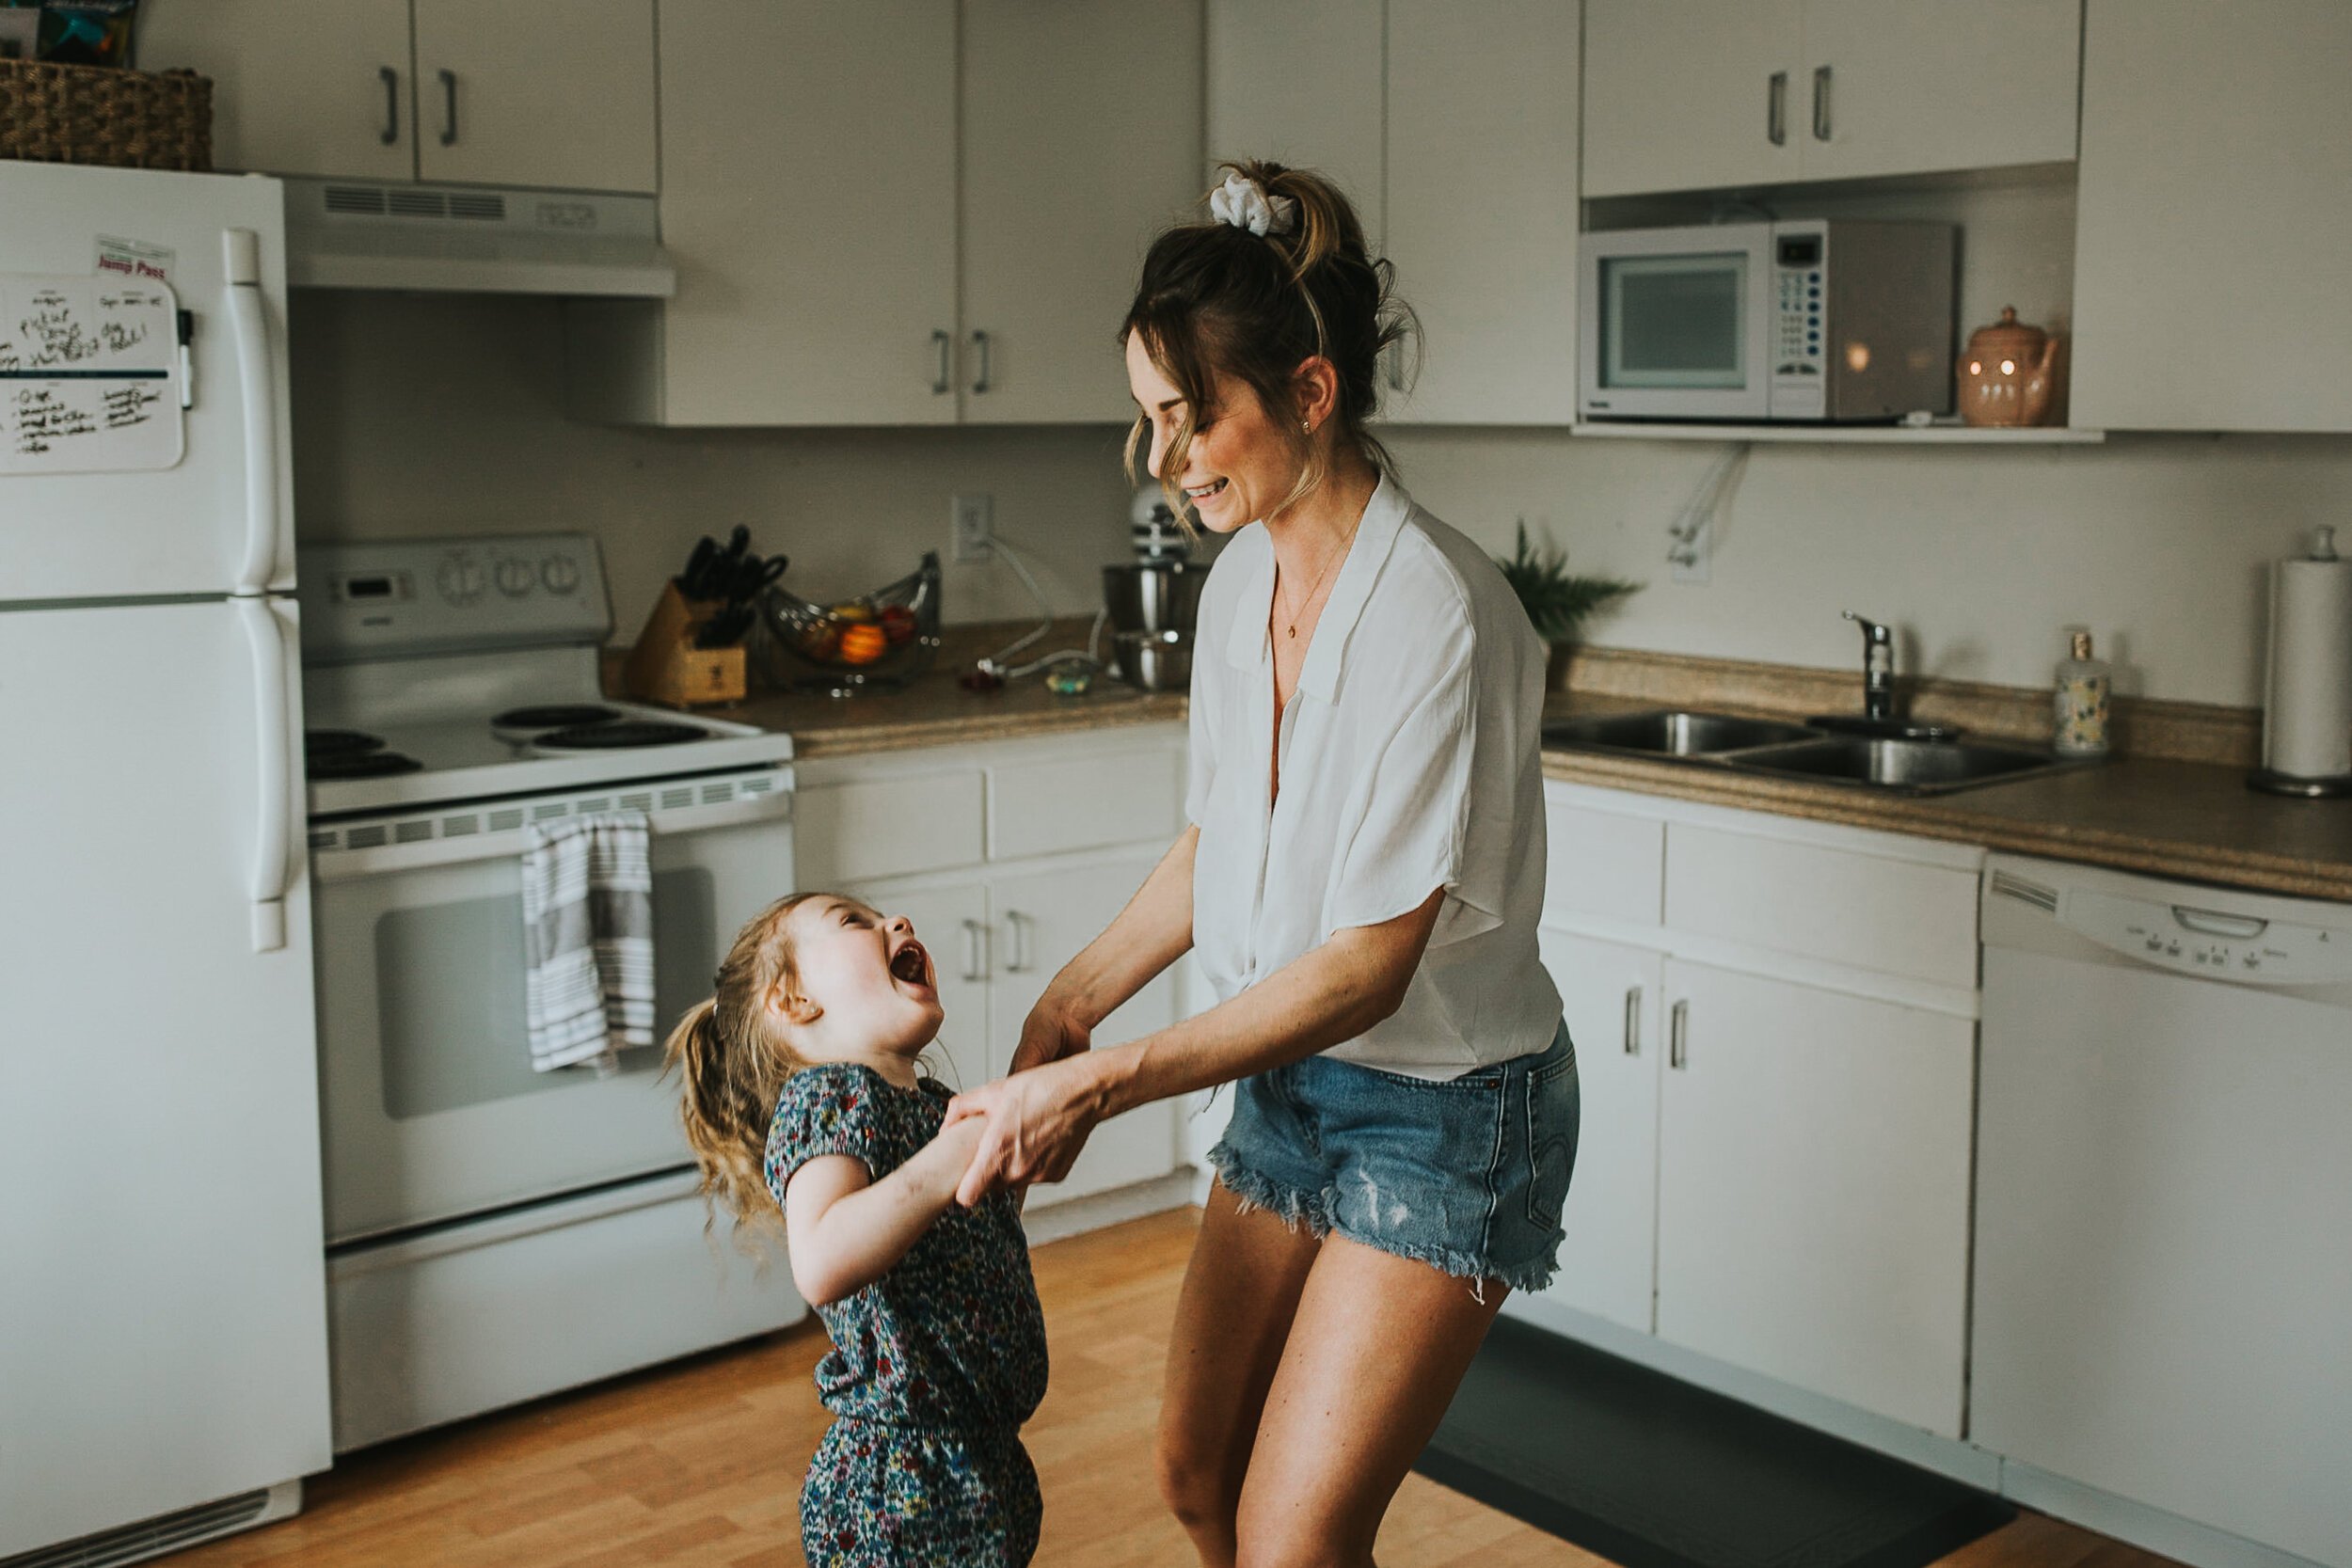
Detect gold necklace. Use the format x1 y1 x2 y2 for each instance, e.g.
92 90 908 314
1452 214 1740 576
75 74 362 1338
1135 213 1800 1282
1277 521 1358 640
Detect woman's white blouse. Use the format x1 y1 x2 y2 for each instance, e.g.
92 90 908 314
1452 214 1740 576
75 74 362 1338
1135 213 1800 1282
1187 476 1563 1078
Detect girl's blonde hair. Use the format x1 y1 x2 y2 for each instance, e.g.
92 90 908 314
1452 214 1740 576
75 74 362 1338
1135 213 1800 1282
1121 159 1418 529
661 890 825 1232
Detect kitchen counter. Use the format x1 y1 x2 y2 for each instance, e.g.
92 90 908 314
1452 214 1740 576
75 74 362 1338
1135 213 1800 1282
653 631 2351 903
1537 691 2352 902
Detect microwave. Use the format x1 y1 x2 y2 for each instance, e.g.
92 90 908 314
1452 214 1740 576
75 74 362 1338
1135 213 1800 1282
1578 220 1955 423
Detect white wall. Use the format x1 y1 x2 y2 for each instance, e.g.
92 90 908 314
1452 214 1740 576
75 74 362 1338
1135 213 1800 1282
290 293 2352 708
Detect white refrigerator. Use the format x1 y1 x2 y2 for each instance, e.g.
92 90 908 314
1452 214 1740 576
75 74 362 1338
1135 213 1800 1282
0 164 328 1560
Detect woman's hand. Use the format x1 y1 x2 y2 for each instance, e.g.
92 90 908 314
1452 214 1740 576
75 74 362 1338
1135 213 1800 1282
943 1053 1106 1209
1009 998 1093 1075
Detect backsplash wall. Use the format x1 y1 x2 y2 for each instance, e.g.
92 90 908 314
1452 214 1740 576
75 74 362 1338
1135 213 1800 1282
291 293 2352 709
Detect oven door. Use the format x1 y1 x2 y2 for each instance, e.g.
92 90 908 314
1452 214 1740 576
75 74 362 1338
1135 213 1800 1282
310 767 793 1244
1579 223 1772 420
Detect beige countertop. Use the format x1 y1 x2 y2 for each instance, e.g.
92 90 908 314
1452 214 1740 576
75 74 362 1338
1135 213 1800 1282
649 630 2352 903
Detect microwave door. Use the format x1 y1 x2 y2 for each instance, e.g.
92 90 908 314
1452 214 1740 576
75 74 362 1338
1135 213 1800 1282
1579 225 1772 420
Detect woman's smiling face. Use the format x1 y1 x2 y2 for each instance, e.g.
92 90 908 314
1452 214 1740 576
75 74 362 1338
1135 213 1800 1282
1125 330 1300 534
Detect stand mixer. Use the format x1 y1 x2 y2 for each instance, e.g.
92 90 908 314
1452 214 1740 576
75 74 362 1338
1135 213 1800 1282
1104 486 1205 691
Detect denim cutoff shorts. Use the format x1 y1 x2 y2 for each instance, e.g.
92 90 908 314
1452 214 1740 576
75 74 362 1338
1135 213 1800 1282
1206 1018 1580 1294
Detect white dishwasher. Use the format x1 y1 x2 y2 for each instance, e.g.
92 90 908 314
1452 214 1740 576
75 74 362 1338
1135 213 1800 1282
1974 854 2352 1568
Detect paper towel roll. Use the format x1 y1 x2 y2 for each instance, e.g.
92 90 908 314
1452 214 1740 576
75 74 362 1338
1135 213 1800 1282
2264 550 2352 780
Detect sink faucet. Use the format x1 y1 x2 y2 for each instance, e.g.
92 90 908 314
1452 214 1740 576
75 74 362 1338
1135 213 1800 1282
1843 610 1894 722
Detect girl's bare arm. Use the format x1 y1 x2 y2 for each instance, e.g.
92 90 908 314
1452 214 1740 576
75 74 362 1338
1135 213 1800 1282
782 1116 989 1307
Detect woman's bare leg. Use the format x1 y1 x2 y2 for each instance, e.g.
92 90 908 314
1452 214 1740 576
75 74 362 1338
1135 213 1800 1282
1232 1235 1507 1568
1157 1181 1325 1567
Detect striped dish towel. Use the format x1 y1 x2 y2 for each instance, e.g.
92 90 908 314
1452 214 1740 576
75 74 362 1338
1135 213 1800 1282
521 811 656 1076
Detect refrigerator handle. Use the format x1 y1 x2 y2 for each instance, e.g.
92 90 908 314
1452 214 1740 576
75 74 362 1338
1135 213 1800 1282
223 230 283 595
236 597 294 952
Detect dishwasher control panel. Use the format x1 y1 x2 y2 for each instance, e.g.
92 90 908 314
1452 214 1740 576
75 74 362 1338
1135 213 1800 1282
2069 889 2352 986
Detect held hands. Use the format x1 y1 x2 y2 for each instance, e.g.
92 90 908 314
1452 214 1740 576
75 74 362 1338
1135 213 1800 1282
944 1049 1104 1210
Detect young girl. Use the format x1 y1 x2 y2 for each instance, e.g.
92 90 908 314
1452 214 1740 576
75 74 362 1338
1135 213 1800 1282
664 891 1048 1568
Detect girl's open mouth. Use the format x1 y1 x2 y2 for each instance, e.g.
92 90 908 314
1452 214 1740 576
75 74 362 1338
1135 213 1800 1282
889 939 932 990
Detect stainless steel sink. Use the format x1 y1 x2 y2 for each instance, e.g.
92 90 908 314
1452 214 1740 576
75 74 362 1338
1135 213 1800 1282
1542 711 1820 756
1725 736 2069 794
1543 708 2085 795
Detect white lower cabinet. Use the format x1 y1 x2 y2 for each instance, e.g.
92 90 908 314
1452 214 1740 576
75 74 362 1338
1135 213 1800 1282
802 731 1187 1216
1655 958 1975 1438
1536 926 1661 1335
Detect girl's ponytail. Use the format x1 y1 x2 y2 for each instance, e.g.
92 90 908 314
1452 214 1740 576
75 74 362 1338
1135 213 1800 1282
661 893 821 1235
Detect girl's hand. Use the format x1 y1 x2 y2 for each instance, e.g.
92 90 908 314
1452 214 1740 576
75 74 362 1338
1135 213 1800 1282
944 1053 1104 1209
1009 999 1092 1075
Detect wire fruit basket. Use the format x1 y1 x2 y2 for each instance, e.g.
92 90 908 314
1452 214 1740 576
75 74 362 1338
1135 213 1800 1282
756 551 942 696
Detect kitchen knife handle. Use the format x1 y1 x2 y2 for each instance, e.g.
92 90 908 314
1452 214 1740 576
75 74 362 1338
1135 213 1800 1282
1668 999 1689 1070
379 67 400 146
1812 65 1832 141
438 69 458 147
931 329 953 395
970 329 993 395
1623 986 1643 1056
1768 71 1788 146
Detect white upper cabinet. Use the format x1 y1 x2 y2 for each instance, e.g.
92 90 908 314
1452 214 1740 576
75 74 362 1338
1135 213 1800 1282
139 0 657 193
1208 0 1582 425
1385 0 1581 423
574 0 961 427
1582 0 2079 198
2072 0 2352 433
1583 0 1803 198
138 0 419 182
961 0 1204 424
572 0 1200 427
411 0 657 194
1795 0 2079 184
1206 0 1387 244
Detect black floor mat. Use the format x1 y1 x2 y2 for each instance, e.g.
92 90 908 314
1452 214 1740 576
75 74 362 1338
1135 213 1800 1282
1414 1318 2013 1568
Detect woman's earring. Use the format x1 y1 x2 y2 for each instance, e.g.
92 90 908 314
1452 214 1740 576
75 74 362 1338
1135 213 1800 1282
1301 419 1312 436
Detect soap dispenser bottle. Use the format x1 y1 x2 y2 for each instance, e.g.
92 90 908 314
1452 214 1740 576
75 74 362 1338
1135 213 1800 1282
2054 630 2112 758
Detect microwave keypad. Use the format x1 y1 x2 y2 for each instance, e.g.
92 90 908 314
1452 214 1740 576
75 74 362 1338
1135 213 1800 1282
1776 269 1823 375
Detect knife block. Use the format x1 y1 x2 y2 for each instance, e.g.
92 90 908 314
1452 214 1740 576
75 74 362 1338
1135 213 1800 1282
622 581 747 707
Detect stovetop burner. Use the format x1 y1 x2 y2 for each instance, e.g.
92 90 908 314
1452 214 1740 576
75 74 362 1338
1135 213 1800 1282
492 705 622 732
305 729 386 759
309 750 425 780
532 721 713 752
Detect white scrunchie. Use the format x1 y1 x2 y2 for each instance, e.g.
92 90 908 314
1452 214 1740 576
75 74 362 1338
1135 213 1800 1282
1209 170 1297 237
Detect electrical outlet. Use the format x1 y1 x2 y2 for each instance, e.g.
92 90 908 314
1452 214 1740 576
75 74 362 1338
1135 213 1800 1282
1671 515 1711 585
951 493 994 563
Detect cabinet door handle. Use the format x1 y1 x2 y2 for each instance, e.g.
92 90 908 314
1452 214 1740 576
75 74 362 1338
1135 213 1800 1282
1767 71 1788 146
378 66 400 147
961 918 989 982
1004 910 1032 973
1623 986 1643 1056
1668 999 1689 1069
1812 65 1832 141
970 329 993 394
931 328 953 395
437 68 458 147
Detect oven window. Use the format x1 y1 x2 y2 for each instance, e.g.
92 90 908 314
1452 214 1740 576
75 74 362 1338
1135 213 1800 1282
374 866 718 1119
1601 253 1748 388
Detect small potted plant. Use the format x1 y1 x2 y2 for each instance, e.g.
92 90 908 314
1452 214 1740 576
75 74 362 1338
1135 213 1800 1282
1494 521 1641 689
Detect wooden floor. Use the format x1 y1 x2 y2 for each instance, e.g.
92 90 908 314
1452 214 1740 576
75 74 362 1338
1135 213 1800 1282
175 1209 2181 1568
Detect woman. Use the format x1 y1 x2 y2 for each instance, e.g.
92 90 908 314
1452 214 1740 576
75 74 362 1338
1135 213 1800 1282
946 162 1577 1568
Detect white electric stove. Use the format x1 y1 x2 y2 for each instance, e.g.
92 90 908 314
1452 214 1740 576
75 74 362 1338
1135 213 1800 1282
295 534 804 1453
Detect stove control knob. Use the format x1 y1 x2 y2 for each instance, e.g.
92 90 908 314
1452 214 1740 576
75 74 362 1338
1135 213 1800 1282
437 554 484 605
495 558 535 598
541 555 580 595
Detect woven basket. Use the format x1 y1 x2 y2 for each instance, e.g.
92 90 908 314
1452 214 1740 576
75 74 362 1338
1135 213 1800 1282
0 59 211 171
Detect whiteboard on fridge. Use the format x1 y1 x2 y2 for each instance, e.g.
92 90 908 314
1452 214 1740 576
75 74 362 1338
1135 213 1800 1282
0 272 186 476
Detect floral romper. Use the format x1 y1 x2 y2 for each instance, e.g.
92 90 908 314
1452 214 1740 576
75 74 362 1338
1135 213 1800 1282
765 1062 1050 1568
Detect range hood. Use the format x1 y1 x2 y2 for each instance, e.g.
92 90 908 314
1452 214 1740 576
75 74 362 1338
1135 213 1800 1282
281 177 676 297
